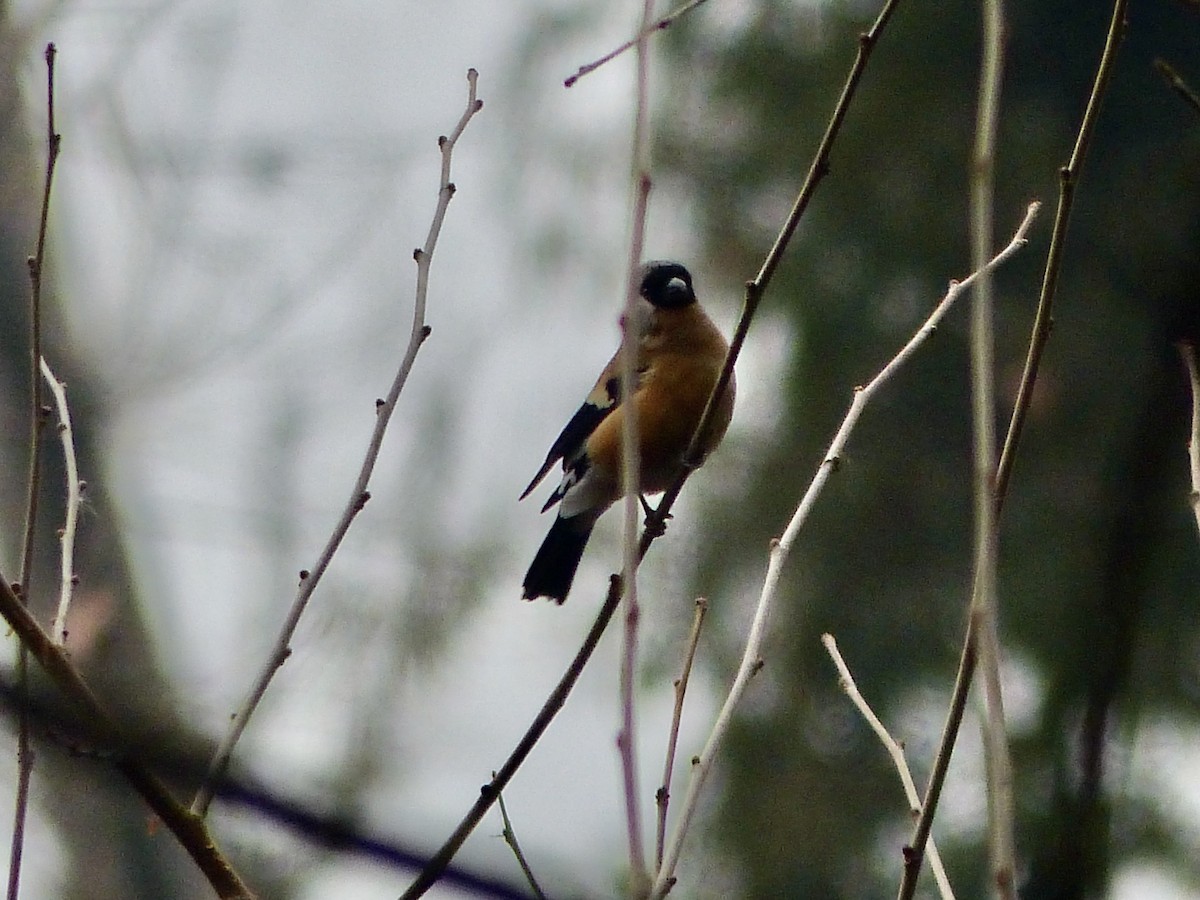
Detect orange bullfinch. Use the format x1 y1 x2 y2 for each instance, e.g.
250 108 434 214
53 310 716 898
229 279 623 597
520 260 735 603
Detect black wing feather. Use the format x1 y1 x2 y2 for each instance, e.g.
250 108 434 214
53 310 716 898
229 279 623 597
519 374 619 500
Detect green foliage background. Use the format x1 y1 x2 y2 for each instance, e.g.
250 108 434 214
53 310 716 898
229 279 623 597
656 2 1200 897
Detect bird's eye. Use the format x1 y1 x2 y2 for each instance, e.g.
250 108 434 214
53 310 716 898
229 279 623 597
667 277 688 293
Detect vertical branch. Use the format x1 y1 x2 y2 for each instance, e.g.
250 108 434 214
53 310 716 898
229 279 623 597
191 69 482 818
11 42 62 900
900 3 1129 895
39 359 84 646
618 0 657 891
968 1 1017 896
655 598 707 870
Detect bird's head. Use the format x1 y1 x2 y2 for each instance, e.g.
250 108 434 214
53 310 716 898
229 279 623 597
639 261 695 309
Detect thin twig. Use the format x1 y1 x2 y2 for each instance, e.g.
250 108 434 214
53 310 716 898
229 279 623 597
1177 343 1200 538
652 204 1041 900
995 0 1127 501
11 42 62 900
0 574 254 898
967 1 1016 896
400 577 623 899
617 0 657 890
39 358 83 646
1154 58 1200 117
564 0 714 87
641 0 906 549
493 776 549 900
821 634 955 900
191 68 483 817
655 598 707 870
900 5 1128 895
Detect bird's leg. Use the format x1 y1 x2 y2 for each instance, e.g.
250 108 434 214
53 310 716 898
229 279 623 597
641 494 672 538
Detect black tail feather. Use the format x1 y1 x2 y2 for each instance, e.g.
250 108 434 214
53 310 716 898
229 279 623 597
522 515 595 603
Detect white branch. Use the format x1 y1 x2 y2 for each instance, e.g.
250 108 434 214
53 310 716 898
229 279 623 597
822 634 955 900
969 1 1017 894
39 357 82 647
649 201 1040 897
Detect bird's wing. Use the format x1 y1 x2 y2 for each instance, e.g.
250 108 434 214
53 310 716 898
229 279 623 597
520 350 645 502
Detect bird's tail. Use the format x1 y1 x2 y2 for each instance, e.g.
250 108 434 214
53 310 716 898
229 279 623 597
522 514 595 603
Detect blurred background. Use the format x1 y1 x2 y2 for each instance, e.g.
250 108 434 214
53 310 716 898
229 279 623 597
1 1 1199 898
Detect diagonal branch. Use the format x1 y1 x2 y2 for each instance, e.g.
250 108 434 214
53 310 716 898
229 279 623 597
0 574 253 898
191 68 483 817
822 633 955 900
565 0 715 87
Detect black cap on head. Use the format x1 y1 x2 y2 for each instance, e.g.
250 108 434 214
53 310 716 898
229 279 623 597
639 261 695 309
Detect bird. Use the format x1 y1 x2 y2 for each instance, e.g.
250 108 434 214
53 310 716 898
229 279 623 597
520 260 735 603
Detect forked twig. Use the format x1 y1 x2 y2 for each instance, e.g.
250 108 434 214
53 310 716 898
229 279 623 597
191 68 483 817
822 634 954 900
401 577 623 899
494 776 549 900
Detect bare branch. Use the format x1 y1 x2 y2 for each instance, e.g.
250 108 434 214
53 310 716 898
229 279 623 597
616 0 657 888
967 1 1016 896
494 776 549 900
401 577 623 898
191 68 483 818
655 598 707 870
640 0 906 552
11 42 62 900
565 0 714 87
652 203 1041 899
38 358 83 646
822 634 955 900
0 575 253 898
